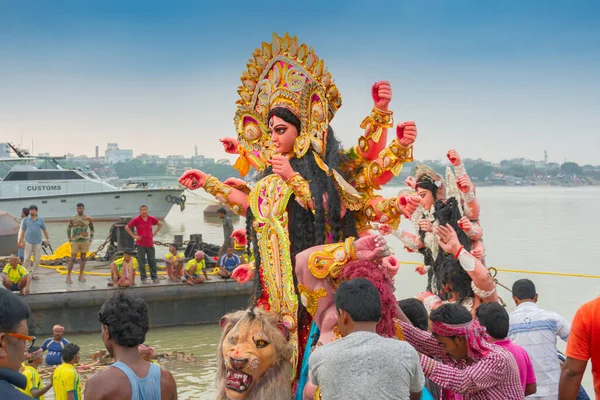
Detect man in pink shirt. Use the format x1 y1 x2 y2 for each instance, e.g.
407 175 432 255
476 302 537 396
125 205 162 284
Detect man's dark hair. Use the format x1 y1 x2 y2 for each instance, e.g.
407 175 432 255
0 289 30 331
22 208 29 217
399 298 429 331
476 302 509 339
62 343 80 362
28 205 38 211
139 205 148 210
512 279 536 300
98 292 149 347
334 278 381 322
429 303 472 335
217 207 227 215
76 203 84 208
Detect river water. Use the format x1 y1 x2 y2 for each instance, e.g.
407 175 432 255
39 186 599 398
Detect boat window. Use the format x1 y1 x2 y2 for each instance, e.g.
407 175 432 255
3 170 85 181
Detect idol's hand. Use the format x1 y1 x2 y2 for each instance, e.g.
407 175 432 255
397 121 417 147
398 193 421 218
470 247 483 260
457 217 472 233
231 264 254 284
220 137 240 155
381 256 399 277
415 264 427 276
418 219 433 233
457 175 473 194
178 170 208 190
404 176 416 189
271 155 295 181
354 234 391 261
377 224 393 236
447 149 462 167
223 177 246 187
230 229 247 246
371 81 392 110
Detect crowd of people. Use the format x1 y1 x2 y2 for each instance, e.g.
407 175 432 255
0 288 178 399
5 204 246 296
305 277 599 400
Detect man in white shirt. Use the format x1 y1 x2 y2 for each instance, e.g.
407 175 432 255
508 279 570 400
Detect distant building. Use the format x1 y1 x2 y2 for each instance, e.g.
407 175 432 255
38 152 50 157
216 159 231 165
105 143 133 164
204 158 215 165
191 155 205 166
95 145 99 158
137 153 161 164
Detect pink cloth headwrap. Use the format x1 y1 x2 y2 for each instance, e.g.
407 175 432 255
138 344 156 357
431 319 492 361
53 325 64 332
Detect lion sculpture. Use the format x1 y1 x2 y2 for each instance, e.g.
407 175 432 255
216 308 292 400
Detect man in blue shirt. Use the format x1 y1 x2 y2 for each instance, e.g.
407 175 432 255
40 325 70 366
217 247 241 278
18 205 50 279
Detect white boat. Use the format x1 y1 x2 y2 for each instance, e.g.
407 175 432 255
0 150 185 221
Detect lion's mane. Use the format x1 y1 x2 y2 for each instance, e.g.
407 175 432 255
216 308 292 400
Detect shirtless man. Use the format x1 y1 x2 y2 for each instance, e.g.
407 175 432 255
84 292 178 400
107 249 137 287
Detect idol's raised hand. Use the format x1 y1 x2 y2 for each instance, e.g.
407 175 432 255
397 121 417 147
371 81 392 110
219 137 239 154
178 169 208 190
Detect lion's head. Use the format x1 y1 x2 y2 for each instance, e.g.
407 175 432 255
216 308 292 400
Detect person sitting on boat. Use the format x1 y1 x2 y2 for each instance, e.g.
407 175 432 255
2 254 31 295
108 249 138 288
184 251 209 285
40 325 70 366
217 247 240 279
164 243 184 282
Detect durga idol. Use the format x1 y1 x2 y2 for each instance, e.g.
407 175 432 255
179 33 417 399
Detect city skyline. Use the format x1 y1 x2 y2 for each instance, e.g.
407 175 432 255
1 1 599 164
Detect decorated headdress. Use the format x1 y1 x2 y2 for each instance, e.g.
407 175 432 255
233 33 342 175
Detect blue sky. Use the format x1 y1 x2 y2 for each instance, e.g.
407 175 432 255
1 1 599 164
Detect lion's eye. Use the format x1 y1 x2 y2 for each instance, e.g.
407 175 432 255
229 336 238 345
255 339 270 349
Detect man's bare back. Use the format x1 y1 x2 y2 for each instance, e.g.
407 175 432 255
84 361 177 400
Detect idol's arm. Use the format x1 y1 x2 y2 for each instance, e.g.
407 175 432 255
178 170 249 216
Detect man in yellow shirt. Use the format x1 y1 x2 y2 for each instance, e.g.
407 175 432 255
164 243 185 282
52 343 81 400
107 249 138 287
184 251 209 285
20 347 52 399
2 254 31 295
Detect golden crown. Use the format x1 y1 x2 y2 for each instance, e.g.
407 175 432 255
233 33 342 174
